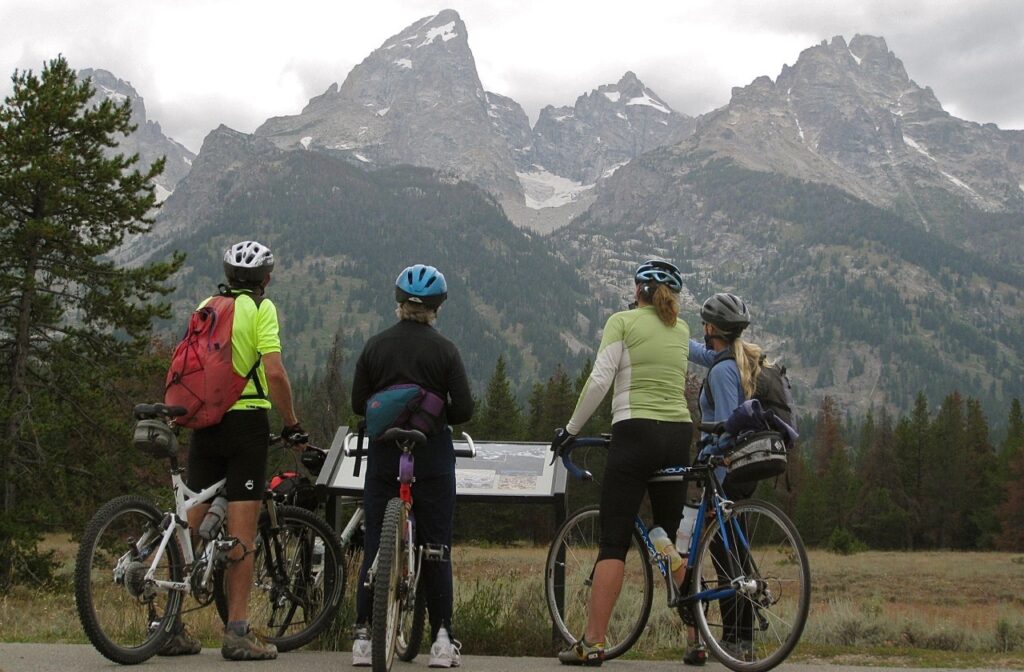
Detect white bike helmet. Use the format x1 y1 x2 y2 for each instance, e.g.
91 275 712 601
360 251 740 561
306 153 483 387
223 240 275 284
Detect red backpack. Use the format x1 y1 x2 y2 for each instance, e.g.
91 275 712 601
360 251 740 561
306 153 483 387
164 292 263 429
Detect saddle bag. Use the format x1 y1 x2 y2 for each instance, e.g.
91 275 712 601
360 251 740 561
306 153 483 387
724 431 787 483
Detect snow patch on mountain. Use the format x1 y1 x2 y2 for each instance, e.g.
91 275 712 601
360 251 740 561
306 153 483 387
420 21 457 46
903 135 932 158
394 58 412 69
97 84 127 103
626 91 670 114
517 168 594 209
602 160 629 178
300 136 312 149
603 91 621 102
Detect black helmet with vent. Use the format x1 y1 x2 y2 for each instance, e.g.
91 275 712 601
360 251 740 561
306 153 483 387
700 292 750 337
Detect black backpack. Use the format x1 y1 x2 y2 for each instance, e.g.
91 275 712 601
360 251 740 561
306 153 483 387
702 351 796 430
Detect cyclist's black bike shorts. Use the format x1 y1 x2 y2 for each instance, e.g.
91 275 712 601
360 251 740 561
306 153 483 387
187 409 270 501
598 418 693 562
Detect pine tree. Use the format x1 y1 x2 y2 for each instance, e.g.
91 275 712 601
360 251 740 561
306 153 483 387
895 392 930 547
544 365 577 435
996 399 1024 550
0 56 183 585
1002 398 1024 460
302 329 350 446
810 396 843 477
526 382 546 440
477 354 523 440
962 398 998 548
853 409 911 548
926 392 967 548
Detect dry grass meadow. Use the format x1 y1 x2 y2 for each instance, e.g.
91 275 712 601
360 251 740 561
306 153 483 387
3 535 1023 668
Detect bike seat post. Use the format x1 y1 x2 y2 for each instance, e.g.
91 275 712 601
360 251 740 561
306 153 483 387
398 444 415 503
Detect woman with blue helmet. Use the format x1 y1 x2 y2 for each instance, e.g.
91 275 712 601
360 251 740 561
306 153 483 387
351 264 473 668
554 259 694 666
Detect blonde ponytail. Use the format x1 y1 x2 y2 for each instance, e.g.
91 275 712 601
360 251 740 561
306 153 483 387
732 337 765 399
652 284 679 327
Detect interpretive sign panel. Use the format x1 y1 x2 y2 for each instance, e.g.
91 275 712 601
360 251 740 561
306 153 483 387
320 429 567 502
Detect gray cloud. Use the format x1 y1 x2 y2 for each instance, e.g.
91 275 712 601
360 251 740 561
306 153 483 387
1 0 1021 155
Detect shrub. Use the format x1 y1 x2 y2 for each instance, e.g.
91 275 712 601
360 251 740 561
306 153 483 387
825 527 868 555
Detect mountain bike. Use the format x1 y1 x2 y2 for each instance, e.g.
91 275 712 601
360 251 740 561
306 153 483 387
348 427 476 672
74 402 344 665
546 426 810 672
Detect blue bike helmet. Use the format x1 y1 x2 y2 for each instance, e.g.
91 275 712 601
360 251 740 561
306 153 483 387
395 264 447 308
635 259 682 293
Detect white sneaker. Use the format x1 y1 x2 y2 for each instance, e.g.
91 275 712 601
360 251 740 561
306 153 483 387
352 626 372 667
429 628 461 668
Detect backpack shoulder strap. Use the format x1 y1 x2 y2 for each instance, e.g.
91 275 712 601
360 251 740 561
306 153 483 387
217 290 266 400
700 350 736 412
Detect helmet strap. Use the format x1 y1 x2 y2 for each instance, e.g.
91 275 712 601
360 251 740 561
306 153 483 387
703 331 730 350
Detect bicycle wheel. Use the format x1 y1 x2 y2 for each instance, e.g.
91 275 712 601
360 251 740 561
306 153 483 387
372 497 407 672
690 499 810 672
545 505 654 660
396 586 426 661
213 504 344 651
74 495 184 665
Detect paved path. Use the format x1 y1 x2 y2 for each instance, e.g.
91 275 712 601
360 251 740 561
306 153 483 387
0 643 1004 672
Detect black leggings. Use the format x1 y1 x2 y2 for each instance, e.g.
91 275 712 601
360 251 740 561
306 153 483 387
356 471 456 640
597 419 693 562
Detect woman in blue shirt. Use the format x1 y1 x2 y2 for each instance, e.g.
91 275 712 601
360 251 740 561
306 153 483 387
685 292 765 665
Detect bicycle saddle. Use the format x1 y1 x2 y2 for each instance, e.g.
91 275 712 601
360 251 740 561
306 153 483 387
133 403 188 420
380 427 427 446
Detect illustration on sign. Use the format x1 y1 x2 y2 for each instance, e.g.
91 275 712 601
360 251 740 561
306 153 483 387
454 443 549 492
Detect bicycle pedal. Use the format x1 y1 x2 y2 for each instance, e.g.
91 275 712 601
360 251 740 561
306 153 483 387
215 538 239 553
422 544 450 562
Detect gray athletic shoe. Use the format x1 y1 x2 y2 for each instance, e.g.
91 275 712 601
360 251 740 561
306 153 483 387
157 623 201 656
719 638 754 662
352 625 372 667
221 627 278 661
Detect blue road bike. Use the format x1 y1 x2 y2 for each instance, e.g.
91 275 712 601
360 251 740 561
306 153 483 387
545 426 810 672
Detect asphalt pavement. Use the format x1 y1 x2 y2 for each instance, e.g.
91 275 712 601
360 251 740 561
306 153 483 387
0 643 1005 672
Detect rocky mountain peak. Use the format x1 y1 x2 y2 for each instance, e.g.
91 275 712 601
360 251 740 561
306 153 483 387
256 8 520 198
378 8 467 51
520 72 695 185
78 67 195 196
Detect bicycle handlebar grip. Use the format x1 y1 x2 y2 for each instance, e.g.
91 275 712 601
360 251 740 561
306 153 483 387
557 437 608 481
561 453 593 481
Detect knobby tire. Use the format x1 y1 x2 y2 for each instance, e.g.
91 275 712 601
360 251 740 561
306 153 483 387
372 497 407 672
74 495 184 665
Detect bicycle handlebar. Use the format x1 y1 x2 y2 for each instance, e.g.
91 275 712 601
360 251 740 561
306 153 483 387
343 431 477 459
555 436 610 482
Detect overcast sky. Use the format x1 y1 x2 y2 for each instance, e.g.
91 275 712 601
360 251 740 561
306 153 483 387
1 0 1021 153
